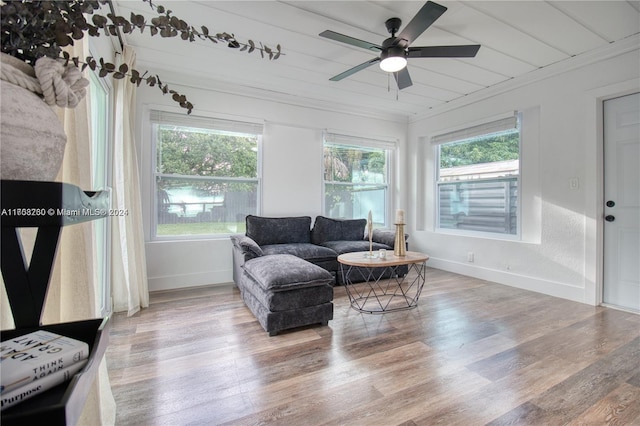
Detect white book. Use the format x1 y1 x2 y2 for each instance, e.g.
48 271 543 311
0 360 87 411
1 330 89 394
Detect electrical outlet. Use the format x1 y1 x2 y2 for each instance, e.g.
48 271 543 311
569 177 580 190
467 252 474 263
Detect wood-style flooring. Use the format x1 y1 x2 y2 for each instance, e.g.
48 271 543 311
106 268 640 425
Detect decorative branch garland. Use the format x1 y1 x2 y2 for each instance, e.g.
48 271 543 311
1 0 283 114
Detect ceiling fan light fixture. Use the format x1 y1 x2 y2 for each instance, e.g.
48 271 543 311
380 56 407 72
380 46 407 72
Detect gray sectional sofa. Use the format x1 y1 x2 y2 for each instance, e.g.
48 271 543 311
230 215 409 335
232 215 408 285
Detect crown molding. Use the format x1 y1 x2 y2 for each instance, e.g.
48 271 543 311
134 34 638 126
408 34 640 124
135 64 410 125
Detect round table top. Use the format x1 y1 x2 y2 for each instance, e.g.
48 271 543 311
337 251 429 267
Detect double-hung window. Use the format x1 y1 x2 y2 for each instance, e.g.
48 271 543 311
151 111 262 238
323 133 394 226
434 114 521 237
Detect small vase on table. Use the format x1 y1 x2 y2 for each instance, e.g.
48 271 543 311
367 210 373 258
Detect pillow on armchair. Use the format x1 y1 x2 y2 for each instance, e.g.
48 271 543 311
311 216 367 244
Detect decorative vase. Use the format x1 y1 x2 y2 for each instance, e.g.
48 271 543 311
0 53 67 181
394 223 406 256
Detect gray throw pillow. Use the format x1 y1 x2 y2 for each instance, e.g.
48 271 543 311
238 236 263 258
230 235 263 260
245 215 312 245
311 216 366 244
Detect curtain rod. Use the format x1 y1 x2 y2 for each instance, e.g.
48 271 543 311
106 0 125 51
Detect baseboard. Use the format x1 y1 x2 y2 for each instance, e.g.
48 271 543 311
426 257 587 304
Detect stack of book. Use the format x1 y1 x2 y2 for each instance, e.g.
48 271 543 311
1 330 89 411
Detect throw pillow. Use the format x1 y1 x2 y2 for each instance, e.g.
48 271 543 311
311 216 366 244
245 215 312 245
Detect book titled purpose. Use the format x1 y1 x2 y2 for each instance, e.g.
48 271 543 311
0 360 87 410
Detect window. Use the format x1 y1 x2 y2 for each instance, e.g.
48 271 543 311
434 114 520 237
151 111 262 238
323 133 394 226
88 70 112 316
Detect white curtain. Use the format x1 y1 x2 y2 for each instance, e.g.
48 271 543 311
0 39 117 423
51 40 117 426
52 80 117 426
110 45 149 315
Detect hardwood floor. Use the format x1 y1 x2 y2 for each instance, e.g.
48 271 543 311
106 268 640 425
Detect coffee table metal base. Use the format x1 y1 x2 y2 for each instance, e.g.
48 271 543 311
340 262 426 314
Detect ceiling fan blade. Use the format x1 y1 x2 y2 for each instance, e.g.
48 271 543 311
394 67 413 90
398 1 447 45
319 30 382 52
329 57 381 81
408 45 481 58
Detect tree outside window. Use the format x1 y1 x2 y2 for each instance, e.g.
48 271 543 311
324 140 390 226
153 117 261 238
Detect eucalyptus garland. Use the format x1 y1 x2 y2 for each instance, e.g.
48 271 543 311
1 0 283 113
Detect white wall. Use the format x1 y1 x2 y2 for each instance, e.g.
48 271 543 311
407 43 640 305
132 37 638 301
135 86 407 291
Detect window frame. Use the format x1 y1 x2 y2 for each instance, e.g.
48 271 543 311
87 67 113 317
150 111 263 241
322 133 395 227
434 113 522 240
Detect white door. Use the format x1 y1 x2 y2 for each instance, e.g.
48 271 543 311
603 93 640 312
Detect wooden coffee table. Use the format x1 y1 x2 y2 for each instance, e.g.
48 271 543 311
337 251 429 314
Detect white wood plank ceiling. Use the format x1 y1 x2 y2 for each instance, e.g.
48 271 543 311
112 1 640 120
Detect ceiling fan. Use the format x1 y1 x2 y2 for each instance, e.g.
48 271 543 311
319 1 480 89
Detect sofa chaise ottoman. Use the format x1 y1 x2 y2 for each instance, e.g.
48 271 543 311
239 253 334 336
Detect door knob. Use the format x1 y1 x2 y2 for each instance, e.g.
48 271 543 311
606 200 615 208
605 215 615 222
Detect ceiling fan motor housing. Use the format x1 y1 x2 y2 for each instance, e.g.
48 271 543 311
381 43 406 61
380 37 408 72
381 35 409 58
